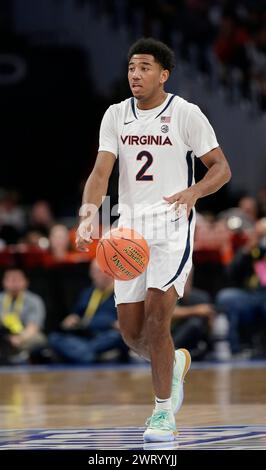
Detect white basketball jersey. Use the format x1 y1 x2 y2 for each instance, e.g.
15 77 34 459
98 93 218 219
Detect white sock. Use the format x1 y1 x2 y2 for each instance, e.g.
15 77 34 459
155 396 172 411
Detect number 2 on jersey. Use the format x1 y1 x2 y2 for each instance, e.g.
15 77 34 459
136 151 153 181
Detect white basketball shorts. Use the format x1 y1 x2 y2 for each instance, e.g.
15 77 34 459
114 206 196 305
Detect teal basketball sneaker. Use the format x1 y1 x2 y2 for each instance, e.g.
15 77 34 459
143 409 177 442
171 348 191 414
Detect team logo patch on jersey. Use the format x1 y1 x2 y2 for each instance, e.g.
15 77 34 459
161 125 169 133
161 116 171 123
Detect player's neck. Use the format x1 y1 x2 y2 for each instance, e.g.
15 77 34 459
136 91 168 110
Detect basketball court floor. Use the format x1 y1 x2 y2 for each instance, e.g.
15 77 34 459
0 361 266 450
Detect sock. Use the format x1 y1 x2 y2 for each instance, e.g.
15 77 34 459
155 396 172 411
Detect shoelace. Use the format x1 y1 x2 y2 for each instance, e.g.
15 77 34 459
145 410 174 430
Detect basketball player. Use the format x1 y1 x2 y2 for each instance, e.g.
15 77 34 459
76 38 231 442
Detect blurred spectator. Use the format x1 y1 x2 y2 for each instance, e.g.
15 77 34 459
44 224 77 264
27 200 55 237
49 224 71 261
0 189 26 244
40 224 96 265
238 195 258 224
22 230 49 249
216 217 266 356
171 270 216 360
217 204 257 255
214 13 249 69
178 0 215 73
0 268 47 364
247 24 266 109
48 259 128 363
258 186 266 217
194 213 233 264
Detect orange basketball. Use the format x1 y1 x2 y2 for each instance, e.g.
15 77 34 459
96 227 150 281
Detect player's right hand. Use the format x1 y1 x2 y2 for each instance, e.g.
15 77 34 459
75 222 93 252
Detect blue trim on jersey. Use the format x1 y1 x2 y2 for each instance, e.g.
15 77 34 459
187 150 193 186
131 97 138 119
155 94 175 119
162 151 193 288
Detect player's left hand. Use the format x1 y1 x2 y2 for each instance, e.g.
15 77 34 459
163 186 200 217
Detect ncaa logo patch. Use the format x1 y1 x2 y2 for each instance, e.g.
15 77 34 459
161 125 169 133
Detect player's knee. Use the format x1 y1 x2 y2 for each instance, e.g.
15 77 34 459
145 310 170 342
119 327 142 349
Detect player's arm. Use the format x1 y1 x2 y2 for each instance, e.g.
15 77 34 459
193 146 231 198
164 147 231 216
76 151 116 250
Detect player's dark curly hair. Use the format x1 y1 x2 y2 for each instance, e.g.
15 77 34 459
128 38 176 73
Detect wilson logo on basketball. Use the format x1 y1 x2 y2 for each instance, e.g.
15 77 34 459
96 227 150 281
111 254 135 279
123 246 145 268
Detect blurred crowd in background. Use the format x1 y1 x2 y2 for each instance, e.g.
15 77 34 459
90 0 266 109
1 0 266 365
1 188 266 365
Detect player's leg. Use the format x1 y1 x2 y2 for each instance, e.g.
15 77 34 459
143 285 178 442
145 286 177 398
117 302 150 360
145 213 193 418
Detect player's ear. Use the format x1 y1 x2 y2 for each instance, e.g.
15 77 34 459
160 69 169 85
